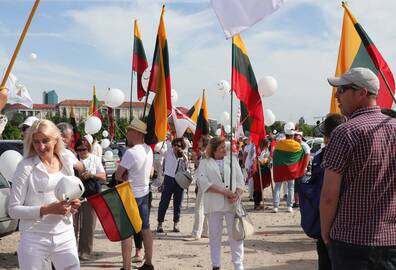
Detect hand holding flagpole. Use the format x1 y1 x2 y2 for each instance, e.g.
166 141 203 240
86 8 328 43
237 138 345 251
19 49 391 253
0 0 41 112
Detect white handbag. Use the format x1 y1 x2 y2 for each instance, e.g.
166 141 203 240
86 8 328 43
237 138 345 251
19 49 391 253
233 200 254 241
174 159 193 189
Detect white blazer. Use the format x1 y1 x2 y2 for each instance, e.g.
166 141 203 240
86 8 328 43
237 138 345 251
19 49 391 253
197 156 244 214
8 151 75 234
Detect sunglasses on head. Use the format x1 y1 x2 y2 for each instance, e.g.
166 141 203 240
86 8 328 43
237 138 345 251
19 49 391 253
77 148 88 152
336 84 361 94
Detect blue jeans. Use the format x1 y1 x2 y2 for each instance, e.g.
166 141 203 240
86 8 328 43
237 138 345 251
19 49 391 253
136 193 150 230
157 175 184 223
273 180 294 208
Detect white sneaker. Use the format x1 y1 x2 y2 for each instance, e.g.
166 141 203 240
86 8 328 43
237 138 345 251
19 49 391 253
287 207 293 213
273 207 278 213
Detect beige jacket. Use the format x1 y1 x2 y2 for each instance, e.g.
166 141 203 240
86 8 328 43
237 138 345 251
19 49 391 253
197 156 244 214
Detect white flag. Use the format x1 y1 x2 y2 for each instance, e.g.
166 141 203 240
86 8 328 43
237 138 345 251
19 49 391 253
211 0 284 39
4 72 33 108
172 107 196 138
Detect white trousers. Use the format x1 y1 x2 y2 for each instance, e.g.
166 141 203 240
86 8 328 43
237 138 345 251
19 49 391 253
18 229 79 270
191 185 208 238
208 211 244 270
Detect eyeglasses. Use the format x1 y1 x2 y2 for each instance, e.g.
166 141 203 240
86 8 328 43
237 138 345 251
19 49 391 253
336 84 361 94
77 148 88 152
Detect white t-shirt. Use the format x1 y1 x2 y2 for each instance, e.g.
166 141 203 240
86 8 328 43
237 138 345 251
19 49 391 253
80 154 105 174
120 144 153 198
92 142 103 158
301 141 311 155
163 148 182 178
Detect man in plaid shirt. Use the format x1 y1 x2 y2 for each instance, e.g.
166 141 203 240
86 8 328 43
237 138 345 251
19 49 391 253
320 67 396 269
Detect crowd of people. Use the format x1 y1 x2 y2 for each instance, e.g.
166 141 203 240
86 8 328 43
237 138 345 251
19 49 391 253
6 67 396 270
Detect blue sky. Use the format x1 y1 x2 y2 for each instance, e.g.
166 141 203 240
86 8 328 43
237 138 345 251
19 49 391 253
1 0 396 124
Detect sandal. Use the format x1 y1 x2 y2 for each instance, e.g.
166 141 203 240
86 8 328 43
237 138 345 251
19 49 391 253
132 255 144 263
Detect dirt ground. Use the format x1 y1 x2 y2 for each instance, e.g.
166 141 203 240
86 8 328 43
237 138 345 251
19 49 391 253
0 187 317 270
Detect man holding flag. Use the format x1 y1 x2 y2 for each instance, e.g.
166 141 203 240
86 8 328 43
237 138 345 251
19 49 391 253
115 119 154 270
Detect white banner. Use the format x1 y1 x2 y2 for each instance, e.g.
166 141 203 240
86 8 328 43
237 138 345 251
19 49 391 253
4 72 33 108
211 0 284 38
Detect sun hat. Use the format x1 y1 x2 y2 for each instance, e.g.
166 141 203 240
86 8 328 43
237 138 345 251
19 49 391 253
127 119 147 134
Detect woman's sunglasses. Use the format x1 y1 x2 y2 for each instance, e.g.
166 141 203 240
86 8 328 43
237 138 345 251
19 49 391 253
77 148 88 152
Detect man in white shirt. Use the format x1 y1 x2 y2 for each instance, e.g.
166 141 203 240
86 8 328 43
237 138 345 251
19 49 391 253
115 119 154 270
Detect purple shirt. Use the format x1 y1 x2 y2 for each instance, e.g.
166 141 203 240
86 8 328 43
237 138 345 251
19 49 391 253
322 106 396 246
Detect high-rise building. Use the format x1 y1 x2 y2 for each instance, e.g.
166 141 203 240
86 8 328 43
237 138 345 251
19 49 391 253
43 90 58 104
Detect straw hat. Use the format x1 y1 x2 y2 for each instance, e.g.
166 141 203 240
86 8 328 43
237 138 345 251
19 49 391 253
127 119 147 134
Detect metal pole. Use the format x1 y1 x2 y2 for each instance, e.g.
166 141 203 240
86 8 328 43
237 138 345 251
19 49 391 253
0 0 41 112
142 91 150 118
230 89 233 191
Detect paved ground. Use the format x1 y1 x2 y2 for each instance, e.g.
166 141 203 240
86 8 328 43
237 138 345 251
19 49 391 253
0 188 317 270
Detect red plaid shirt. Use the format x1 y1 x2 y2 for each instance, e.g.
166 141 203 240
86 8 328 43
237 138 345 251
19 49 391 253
322 106 396 246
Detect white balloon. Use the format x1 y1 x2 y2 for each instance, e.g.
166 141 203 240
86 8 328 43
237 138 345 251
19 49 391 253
258 76 278 97
104 150 114 160
264 109 276 126
171 89 178 103
220 111 230 124
54 176 84 201
217 80 230 97
105 88 125 108
141 66 151 91
29 53 37 61
0 150 22 182
224 124 231 133
84 116 102 135
215 128 222 136
102 130 109 138
101 138 110 149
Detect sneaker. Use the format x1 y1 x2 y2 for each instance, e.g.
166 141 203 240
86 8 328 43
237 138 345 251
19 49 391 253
132 255 144 263
138 263 154 270
173 222 180 233
292 203 299 208
156 223 164 233
183 235 200 241
287 207 293 213
213 267 220 270
273 207 278 213
79 253 91 261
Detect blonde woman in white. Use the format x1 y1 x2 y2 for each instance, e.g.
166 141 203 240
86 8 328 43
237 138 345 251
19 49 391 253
8 119 81 270
198 137 245 270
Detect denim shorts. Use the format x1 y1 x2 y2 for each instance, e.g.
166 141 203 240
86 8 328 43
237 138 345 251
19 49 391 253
136 193 150 230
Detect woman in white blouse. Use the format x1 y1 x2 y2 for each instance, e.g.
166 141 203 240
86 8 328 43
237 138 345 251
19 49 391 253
8 119 81 269
75 139 105 260
198 137 245 270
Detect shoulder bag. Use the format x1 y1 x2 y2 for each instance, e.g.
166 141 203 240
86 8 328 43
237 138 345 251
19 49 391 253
175 159 193 189
233 199 255 241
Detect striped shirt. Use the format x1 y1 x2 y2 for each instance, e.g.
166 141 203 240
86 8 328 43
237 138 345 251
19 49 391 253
322 106 396 246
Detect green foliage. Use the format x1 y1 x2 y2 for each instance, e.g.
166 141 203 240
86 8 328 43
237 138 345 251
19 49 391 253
2 113 25 139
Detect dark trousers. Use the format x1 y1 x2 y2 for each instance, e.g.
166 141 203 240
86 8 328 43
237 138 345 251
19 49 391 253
253 190 262 206
157 175 184 223
317 237 331 270
330 240 396 270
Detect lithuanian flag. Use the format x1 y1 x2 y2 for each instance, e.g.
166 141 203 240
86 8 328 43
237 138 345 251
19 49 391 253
232 34 265 149
273 139 306 182
192 90 209 151
330 3 395 113
87 182 142 242
186 97 200 123
147 5 172 113
89 85 101 118
132 19 149 101
145 6 172 144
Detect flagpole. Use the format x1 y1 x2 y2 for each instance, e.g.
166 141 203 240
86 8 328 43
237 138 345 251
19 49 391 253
129 70 134 123
230 87 233 191
142 90 150 118
0 0 41 112
378 69 396 106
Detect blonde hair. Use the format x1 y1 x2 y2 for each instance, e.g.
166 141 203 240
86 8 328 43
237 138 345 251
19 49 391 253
206 137 226 159
24 119 64 158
